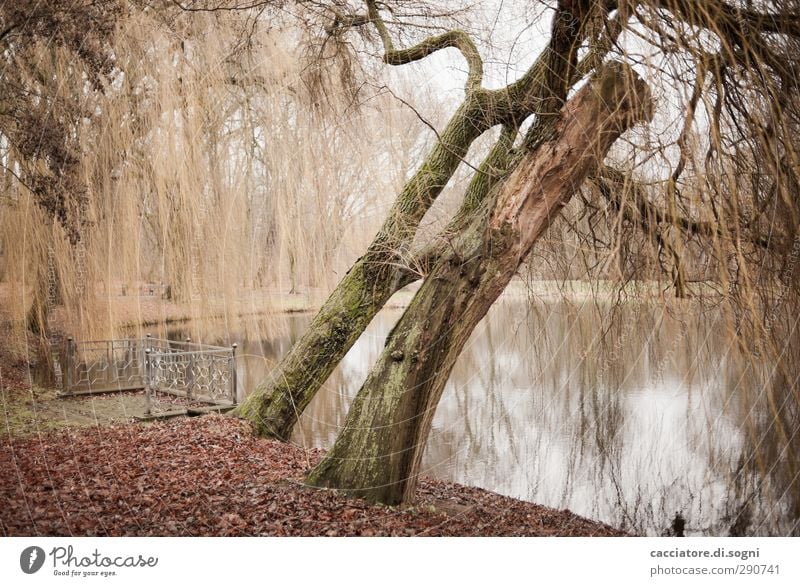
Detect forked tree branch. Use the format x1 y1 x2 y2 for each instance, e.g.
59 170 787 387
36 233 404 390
365 0 483 92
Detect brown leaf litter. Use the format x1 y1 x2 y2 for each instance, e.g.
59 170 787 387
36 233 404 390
0 415 627 537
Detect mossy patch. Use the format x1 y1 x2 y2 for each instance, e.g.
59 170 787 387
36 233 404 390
0 386 147 438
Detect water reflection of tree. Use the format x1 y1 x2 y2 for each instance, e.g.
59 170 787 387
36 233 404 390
720 337 800 536
420 300 797 535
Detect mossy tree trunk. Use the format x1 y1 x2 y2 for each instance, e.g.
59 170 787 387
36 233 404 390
306 62 653 504
234 121 523 439
235 0 601 439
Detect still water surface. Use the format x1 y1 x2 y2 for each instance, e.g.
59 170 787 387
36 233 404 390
167 297 799 535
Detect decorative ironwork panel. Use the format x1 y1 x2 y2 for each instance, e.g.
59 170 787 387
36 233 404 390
189 352 234 403
67 339 146 392
62 337 237 415
144 339 237 414
149 352 191 395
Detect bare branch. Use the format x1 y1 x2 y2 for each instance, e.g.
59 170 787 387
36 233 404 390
598 165 717 236
365 0 483 92
596 165 773 249
653 0 800 39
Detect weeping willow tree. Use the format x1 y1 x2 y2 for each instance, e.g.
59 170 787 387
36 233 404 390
1 1 427 347
233 0 800 507
0 1 124 346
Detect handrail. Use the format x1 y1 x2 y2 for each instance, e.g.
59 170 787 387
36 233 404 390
71 337 230 352
61 336 239 414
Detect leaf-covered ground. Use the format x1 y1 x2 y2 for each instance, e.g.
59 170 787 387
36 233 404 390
1 415 627 536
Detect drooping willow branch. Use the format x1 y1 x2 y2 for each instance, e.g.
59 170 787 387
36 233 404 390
644 0 800 87
594 164 777 296
652 0 800 40
596 165 693 296
598 165 722 240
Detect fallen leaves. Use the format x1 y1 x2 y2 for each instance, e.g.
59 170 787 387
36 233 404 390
0 415 626 537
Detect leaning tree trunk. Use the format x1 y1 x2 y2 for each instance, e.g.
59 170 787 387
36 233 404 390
233 100 520 439
233 0 598 439
306 61 653 505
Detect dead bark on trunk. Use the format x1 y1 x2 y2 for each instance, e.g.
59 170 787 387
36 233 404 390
305 61 653 504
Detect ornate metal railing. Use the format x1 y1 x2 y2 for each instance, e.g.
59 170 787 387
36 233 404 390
144 338 238 410
62 337 148 393
61 336 237 414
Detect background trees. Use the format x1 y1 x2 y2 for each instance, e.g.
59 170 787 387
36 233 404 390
0 1 427 343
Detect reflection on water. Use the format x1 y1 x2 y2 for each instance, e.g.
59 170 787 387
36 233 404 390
167 298 799 535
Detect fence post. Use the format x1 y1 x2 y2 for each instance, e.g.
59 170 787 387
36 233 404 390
186 337 194 400
63 337 73 394
106 340 114 385
187 354 195 401
231 343 238 405
144 348 152 416
142 334 151 389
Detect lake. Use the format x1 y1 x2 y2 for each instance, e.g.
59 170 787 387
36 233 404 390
166 295 799 536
